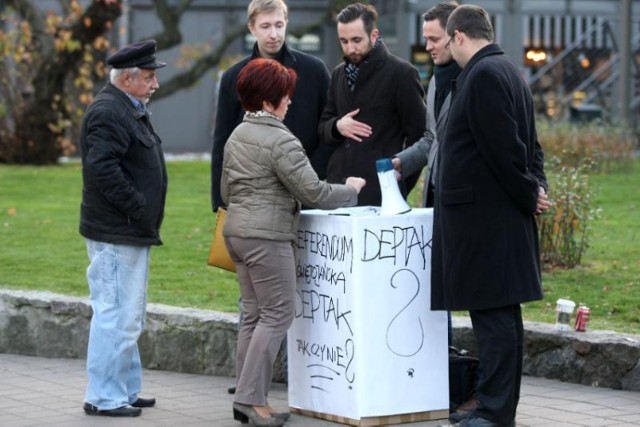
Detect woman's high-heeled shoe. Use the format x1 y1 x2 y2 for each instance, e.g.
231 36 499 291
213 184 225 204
233 406 249 424
270 411 291 421
232 402 285 426
266 404 291 421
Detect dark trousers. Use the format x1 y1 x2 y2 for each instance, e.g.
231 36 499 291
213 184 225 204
469 304 523 425
426 183 454 347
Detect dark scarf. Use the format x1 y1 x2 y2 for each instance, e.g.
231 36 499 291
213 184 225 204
344 36 382 92
433 60 461 119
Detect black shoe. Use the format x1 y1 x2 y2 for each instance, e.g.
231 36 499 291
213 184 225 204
444 415 515 427
131 397 156 408
83 402 141 417
228 385 236 394
449 410 472 423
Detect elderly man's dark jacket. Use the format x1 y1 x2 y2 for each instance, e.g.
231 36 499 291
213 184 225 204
79 82 168 246
211 43 331 211
432 44 547 311
319 41 426 206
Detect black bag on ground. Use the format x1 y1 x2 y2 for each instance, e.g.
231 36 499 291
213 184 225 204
449 346 479 410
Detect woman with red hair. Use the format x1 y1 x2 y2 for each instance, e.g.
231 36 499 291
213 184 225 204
221 58 365 426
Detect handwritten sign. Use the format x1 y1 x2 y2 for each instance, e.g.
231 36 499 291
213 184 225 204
288 208 448 420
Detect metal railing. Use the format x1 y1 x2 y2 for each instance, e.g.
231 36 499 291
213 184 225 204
527 20 640 123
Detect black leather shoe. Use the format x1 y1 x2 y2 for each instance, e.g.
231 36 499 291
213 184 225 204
131 397 156 408
449 410 472 423
443 415 515 427
228 385 236 394
83 402 141 417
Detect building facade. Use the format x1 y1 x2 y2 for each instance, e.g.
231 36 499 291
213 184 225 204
15 0 638 153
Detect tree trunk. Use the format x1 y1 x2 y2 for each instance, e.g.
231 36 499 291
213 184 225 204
9 0 121 164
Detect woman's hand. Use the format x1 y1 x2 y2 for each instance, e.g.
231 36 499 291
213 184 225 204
345 177 366 194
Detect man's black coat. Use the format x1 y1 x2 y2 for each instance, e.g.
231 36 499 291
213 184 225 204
319 41 426 206
211 43 330 211
431 44 548 311
80 83 168 247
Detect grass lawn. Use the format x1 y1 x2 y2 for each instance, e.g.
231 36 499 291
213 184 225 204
533 169 640 333
1 160 638 333
0 161 239 313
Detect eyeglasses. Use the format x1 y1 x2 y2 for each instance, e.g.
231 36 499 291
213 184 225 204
445 37 454 49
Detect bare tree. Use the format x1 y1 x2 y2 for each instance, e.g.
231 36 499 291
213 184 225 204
0 0 348 164
150 0 342 100
1 0 122 164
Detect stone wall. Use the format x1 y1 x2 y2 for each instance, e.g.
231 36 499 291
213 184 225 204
452 317 640 391
0 289 288 382
1 289 638 391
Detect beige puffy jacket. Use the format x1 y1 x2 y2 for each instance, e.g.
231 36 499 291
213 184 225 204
221 114 357 242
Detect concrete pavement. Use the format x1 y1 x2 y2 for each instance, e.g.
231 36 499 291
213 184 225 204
0 353 639 426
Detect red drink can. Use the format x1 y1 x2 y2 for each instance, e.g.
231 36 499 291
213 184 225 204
574 306 590 332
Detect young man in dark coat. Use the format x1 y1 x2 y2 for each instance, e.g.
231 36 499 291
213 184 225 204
210 0 331 212
432 5 551 427
319 2 426 207
79 39 167 417
393 2 460 210
391 3 483 422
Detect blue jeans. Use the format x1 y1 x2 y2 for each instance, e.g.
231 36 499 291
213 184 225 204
84 239 150 409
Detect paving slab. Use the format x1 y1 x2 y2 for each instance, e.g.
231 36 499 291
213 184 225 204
0 353 638 426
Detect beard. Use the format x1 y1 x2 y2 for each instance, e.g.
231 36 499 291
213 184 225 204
346 40 373 64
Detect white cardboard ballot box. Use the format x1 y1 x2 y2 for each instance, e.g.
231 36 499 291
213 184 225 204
287 207 449 426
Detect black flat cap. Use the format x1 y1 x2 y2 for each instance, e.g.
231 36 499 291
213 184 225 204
107 39 166 70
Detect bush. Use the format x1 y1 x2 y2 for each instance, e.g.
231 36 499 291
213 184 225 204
537 158 601 268
537 120 635 268
535 121 635 268
407 122 630 269
537 121 635 174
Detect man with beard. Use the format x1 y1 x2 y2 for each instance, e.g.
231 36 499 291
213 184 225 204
319 2 426 206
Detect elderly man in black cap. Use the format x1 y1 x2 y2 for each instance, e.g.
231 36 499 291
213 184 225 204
79 39 167 417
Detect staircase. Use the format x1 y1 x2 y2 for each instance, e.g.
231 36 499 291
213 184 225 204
527 19 640 125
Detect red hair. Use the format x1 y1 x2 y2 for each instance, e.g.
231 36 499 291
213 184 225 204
236 58 297 112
